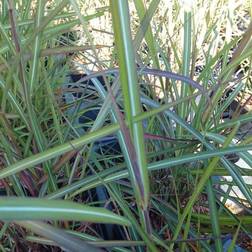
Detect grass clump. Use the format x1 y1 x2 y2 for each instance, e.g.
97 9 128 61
0 0 252 251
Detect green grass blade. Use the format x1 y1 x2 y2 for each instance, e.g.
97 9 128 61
133 0 160 60
0 124 119 179
227 222 241 252
16 221 103 252
110 0 150 214
206 180 222 252
178 8 192 135
29 0 44 94
0 197 130 225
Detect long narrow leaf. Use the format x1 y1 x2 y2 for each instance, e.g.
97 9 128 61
0 197 130 225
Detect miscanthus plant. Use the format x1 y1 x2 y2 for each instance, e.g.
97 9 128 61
0 0 252 251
